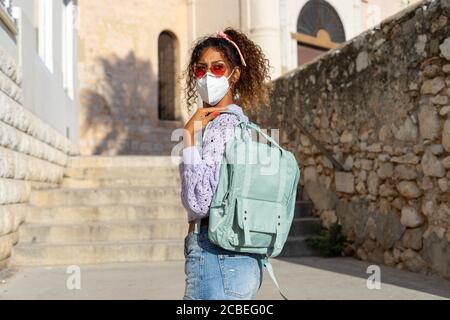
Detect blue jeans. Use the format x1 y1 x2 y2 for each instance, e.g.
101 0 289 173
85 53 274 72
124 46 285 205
183 225 263 300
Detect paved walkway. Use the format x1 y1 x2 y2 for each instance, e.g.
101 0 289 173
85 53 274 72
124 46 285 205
0 257 449 300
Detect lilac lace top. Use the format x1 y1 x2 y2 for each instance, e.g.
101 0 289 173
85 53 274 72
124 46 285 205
178 104 249 222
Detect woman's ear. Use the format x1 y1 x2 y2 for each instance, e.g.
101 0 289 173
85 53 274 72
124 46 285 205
231 67 241 86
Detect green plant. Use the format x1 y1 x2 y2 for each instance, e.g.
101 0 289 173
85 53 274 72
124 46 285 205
305 223 347 257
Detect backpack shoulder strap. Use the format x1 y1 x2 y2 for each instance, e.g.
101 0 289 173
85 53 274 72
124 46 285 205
246 122 283 151
219 110 284 150
260 256 289 300
219 109 248 125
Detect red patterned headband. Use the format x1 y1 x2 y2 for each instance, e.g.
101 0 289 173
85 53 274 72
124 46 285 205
216 31 247 67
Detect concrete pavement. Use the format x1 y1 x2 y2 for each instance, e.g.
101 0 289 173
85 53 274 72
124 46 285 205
0 257 449 300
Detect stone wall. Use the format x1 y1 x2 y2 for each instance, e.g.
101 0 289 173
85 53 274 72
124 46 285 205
251 0 450 277
0 47 79 268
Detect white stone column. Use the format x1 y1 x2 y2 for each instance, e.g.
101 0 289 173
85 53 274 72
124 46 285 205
352 0 364 40
249 0 282 79
279 0 289 75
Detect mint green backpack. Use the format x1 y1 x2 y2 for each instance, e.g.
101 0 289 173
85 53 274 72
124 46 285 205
205 109 301 299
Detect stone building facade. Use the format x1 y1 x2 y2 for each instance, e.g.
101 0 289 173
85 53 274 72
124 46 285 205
0 1 79 267
251 0 450 278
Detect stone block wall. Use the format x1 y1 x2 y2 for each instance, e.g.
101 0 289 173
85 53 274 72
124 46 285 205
0 47 79 268
251 0 450 277
77 0 188 155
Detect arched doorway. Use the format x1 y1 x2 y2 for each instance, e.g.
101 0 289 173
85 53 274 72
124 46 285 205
158 31 178 121
293 0 345 66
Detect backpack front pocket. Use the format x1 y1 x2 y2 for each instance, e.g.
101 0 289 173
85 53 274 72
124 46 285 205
235 196 285 248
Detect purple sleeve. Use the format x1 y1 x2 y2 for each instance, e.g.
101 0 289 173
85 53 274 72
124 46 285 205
178 113 240 222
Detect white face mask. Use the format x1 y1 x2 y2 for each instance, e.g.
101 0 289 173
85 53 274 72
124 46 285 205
195 68 235 106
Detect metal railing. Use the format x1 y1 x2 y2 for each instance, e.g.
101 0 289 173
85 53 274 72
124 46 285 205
0 0 13 17
0 0 16 35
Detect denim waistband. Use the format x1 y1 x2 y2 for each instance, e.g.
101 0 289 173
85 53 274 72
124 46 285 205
188 224 208 236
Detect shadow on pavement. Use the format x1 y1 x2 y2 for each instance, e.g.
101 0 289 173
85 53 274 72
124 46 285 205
276 256 450 299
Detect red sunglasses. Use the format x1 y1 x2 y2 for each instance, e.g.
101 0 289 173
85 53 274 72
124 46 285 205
192 64 227 79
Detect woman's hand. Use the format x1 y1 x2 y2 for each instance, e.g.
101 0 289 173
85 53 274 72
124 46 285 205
183 106 229 147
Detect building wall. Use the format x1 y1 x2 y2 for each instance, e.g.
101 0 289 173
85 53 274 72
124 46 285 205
193 0 241 38
283 0 423 76
361 0 423 30
0 1 79 269
77 0 189 155
0 45 78 268
15 0 79 145
252 0 450 278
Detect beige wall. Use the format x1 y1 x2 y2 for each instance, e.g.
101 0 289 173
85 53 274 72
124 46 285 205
0 44 78 268
193 0 241 38
78 0 190 155
361 0 423 30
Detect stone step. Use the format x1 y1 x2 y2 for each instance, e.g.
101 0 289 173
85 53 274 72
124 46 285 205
12 236 318 267
294 200 314 218
67 156 181 168
279 237 319 257
64 166 180 180
19 217 320 244
25 203 314 225
288 217 322 237
19 220 187 244
61 177 180 188
25 204 187 224
11 239 184 266
29 187 181 207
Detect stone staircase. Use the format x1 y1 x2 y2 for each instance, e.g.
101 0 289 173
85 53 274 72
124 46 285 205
10 156 320 266
280 198 322 257
11 156 186 266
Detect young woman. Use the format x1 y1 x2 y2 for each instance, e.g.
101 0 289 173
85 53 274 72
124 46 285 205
178 27 271 300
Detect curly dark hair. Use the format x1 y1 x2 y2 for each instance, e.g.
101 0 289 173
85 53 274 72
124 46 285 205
183 27 272 113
